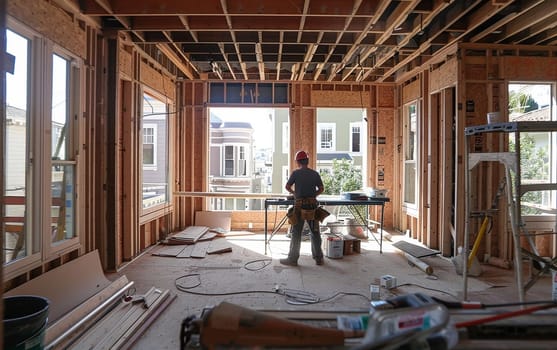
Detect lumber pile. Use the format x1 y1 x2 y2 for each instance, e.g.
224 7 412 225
162 226 211 245
65 287 175 350
154 226 234 258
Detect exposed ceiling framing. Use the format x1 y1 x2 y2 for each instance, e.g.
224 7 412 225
71 0 557 82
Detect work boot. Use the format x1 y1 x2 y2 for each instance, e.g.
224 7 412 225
279 258 298 266
315 257 324 265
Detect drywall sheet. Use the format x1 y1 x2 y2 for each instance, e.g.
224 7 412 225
195 211 232 231
5 250 111 324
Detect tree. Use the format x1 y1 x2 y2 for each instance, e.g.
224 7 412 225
509 91 539 114
509 134 549 215
320 158 362 195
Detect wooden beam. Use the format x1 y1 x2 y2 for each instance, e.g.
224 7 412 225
156 42 197 80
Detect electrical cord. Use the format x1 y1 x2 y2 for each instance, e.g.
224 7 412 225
244 258 272 271
174 271 371 305
395 282 458 298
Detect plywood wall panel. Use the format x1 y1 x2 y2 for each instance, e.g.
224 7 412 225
430 58 457 92
377 86 394 108
402 79 421 104
311 90 371 107
119 47 133 79
502 56 557 80
8 0 86 58
139 61 176 98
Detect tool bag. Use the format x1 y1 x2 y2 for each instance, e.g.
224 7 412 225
315 206 330 222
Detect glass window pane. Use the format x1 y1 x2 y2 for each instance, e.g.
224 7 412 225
142 93 169 210
50 53 77 246
52 54 69 160
51 165 76 243
404 103 418 205
4 29 31 263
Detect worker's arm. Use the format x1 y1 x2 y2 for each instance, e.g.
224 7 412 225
316 185 324 197
285 183 294 195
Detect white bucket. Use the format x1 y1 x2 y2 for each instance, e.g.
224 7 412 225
324 236 343 258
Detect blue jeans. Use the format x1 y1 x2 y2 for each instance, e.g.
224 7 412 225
287 215 323 262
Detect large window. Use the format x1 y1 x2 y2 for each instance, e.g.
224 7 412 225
4 23 81 271
142 92 169 210
508 83 556 216
404 103 418 208
50 53 78 245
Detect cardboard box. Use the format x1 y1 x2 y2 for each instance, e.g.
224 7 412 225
343 239 354 255
353 239 361 253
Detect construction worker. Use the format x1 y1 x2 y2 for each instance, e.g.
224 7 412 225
280 150 325 266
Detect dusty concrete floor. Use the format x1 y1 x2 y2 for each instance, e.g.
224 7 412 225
110 231 555 349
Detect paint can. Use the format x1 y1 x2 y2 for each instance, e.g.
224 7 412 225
370 284 381 301
324 235 343 258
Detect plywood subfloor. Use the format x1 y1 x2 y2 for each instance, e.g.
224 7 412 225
109 232 555 350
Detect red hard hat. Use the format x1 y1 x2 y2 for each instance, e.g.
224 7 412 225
295 150 309 161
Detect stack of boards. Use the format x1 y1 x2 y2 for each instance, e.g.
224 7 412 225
153 226 233 258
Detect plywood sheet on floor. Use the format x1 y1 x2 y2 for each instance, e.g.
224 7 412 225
5 250 111 324
111 232 554 350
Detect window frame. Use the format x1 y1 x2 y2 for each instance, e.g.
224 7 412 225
3 19 83 278
349 122 362 153
403 102 418 214
142 124 157 169
140 89 171 214
317 123 336 152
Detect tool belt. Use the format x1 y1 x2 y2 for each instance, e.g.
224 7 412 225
295 198 318 221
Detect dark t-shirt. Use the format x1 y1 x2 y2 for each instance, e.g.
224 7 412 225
286 167 323 198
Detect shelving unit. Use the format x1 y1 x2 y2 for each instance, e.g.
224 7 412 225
463 121 557 302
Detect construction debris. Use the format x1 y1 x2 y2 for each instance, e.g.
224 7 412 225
162 226 209 245
153 237 233 259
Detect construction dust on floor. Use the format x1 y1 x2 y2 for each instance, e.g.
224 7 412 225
104 230 557 349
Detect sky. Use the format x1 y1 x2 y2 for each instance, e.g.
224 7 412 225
210 107 275 148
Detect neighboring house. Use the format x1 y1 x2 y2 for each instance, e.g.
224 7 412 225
142 107 169 209
209 114 265 210
271 108 364 194
5 106 26 199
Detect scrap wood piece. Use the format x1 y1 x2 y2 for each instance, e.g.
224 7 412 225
45 275 132 348
392 240 440 258
113 292 176 349
152 246 186 257
68 287 172 350
207 238 233 254
166 226 209 245
209 227 229 236
190 241 211 258
198 231 218 241
176 244 195 258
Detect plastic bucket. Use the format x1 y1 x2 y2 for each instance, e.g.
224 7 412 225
3 295 49 350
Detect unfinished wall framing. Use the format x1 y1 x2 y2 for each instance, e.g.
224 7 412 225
173 82 396 233
399 42 557 261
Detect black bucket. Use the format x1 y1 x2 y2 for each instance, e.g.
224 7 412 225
3 295 50 350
